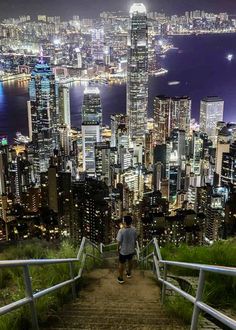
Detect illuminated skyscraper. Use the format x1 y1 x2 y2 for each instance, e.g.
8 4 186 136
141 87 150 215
154 95 191 145
171 96 191 136
154 96 171 145
28 61 59 180
81 87 102 176
59 85 71 128
82 87 102 124
91 29 104 62
127 3 148 142
200 97 224 146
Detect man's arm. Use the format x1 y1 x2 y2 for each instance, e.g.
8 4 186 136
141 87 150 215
117 240 121 252
116 229 122 253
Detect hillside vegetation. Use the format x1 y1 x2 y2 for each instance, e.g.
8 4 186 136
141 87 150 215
160 239 236 324
0 239 96 330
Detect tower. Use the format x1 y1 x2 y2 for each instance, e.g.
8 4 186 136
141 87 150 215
82 87 102 124
28 61 59 180
200 97 224 146
59 85 71 128
81 87 102 176
127 3 148 142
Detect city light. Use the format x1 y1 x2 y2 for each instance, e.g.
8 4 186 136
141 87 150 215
0 2 235 305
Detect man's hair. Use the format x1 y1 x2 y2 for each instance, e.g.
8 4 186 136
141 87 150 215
124 215 132 226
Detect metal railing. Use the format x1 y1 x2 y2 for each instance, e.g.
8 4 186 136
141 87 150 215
0 237 102 330
137 238 236 330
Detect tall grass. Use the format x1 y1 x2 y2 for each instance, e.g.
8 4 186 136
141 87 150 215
160 239 236 318
0 239 99 329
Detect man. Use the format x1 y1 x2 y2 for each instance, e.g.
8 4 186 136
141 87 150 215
116 215 137 284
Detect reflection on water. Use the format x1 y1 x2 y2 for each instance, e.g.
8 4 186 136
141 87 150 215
0 82 4 106
1 34 236 141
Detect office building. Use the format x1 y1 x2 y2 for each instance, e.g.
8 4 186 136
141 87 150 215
127 3 148 142
200 97 224 146
81 87 102 176
59 85 71 128
82 87 102 125
28 61 59 179
154 95 191 145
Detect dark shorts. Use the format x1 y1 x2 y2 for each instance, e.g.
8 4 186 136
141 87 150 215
119 253 134 264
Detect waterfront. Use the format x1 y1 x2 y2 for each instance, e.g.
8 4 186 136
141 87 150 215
1 34 236 141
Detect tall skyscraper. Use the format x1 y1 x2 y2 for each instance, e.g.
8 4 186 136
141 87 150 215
81 87 102 176
28 61 59 179
58 85 71 157
82 87 102 124
200 97 224 146
127 3 148 142
91 29 104 62
0 152 6 196
59 85 71 128
171 96 191 136
154 96 171 145
221 142 236 187
154 95 191 145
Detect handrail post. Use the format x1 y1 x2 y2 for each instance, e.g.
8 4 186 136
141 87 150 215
78 253 86 277
152 253 155 274
99 243 103 254
69 262 76 300
191 269 205 330
77 237 86 260
92 245 96 265
161 263 167 305
23 265 39 330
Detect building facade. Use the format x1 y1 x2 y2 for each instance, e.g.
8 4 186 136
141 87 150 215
127 3 148 142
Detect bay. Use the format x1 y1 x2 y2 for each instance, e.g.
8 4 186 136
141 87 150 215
1 34 236 141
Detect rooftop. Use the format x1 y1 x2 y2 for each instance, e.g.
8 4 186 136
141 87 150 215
130 3 147 15
84 87 100 95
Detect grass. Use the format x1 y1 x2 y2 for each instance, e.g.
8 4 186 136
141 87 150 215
165 295 193 325
0 239 101 329
159 239 236 324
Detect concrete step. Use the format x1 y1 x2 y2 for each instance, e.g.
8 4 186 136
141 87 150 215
44 326 185 330
42 268 186 330
63 308 165 315
73 300 160 305
56 316 181 326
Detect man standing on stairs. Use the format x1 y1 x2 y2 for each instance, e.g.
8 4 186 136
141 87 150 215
116 215 137 284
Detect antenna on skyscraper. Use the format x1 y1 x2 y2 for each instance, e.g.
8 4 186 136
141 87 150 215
39 45 44 64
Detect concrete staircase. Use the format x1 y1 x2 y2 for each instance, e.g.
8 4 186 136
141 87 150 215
44 253 187 330
44 268 186 329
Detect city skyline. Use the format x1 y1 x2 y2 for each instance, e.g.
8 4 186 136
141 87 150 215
1 0 236 20
0 2 236 329
0 2 236 248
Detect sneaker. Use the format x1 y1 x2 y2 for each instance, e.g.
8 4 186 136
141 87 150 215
126 272 132 278
117 277 125 284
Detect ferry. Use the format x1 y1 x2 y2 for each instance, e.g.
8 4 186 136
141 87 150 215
150 68 168 76
168 81 180 86
227 54 233 61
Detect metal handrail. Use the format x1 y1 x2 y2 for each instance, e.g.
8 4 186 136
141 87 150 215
0 237 102 330
138 237 236 330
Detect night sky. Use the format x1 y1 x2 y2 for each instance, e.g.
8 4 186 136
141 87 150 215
1 0 236 20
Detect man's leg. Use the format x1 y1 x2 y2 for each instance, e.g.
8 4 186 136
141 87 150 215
119 261 125 279
127 257 133 276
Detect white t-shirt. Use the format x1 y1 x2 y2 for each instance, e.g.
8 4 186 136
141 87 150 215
116 226 137 256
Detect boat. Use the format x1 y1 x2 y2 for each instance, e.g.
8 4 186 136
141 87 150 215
168 81 180 86
150 68 168 76
227 54 233 61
